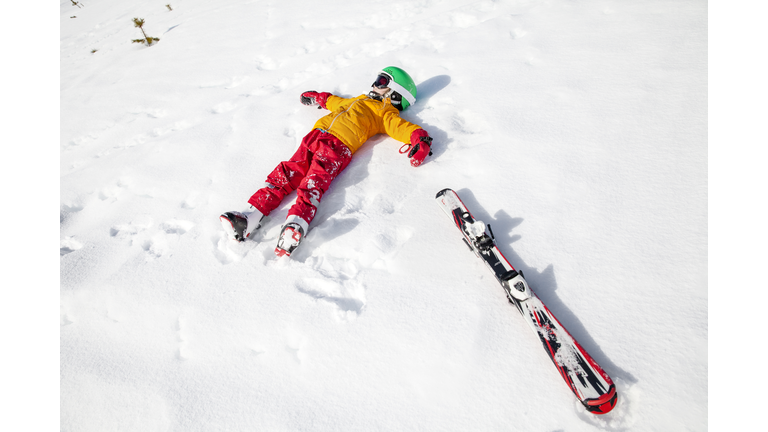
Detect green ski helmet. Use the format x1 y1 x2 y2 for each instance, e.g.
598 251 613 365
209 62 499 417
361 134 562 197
372 66 417 111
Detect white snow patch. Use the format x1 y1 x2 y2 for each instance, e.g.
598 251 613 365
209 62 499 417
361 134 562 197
58 0 708 430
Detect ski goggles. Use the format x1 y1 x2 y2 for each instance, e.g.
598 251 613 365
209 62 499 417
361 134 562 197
371 71 416 106
372 74 391 89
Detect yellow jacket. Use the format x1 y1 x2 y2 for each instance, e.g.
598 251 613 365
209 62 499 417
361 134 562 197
313 94 422 154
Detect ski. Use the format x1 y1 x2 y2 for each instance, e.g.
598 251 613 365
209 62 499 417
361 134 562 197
435 188 618 415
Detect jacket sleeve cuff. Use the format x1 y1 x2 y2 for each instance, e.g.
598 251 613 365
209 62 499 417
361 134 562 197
410 128 430 145
317 92 333 109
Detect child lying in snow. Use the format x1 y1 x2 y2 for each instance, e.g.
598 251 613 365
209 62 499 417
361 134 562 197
220 66 433 257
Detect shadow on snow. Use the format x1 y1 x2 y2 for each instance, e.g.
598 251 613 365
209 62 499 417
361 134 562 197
454 187 638 387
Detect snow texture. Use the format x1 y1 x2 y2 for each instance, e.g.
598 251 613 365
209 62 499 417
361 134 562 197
52 0 713 430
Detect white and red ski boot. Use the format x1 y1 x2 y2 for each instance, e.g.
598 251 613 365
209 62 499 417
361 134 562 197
274 223 303 257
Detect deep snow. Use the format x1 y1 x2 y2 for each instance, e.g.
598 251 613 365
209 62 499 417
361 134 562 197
51 0 715 430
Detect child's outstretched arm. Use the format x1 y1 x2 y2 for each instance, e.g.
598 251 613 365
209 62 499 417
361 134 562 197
382 110 433 167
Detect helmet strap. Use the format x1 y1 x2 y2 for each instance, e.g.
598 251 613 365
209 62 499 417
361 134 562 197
368 87 395 100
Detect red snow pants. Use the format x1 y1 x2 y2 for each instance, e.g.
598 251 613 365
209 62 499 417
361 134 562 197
248 129 353 226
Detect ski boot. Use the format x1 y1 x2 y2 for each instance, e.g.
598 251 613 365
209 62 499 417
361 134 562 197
275 223 304 257
220 207 264 242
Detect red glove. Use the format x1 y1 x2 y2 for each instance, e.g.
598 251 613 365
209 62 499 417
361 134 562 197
408 129 433 167
300 91 331 109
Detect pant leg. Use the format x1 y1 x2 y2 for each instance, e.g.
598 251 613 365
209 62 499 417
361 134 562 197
247 130 322 215
287 132 352 225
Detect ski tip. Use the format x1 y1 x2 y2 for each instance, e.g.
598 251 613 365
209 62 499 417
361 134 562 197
583 385 618 415
435 188 453 199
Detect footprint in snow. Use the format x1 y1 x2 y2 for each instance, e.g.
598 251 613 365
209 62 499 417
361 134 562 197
160 219 195 235
212 233 252 265
110 218 152 243
110 218 194 260
211 100 238 114
115 120 190 149
127 106 168 119
60 236 83 256
143 219 195 260
295 278 366 322
357 225 414 269
60 202 84 224
176 316 190 360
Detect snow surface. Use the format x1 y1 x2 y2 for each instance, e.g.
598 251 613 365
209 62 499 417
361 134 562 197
53 0 711 430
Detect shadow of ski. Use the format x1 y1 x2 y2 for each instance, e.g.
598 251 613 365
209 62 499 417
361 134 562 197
455 188 637 387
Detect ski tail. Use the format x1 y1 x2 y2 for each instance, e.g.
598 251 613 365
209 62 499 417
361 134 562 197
585 385 618 414
521 294 618 414
570 331 618 414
